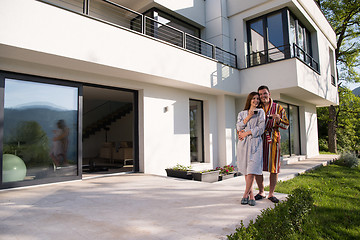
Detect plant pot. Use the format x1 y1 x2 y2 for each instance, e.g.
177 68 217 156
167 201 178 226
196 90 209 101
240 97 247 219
192 170 220 183
165 169 193 180
218 172 235 181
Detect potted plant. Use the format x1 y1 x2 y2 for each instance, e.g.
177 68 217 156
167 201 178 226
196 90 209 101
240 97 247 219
192 169 220 183
165 164 193 180
217 165 236 181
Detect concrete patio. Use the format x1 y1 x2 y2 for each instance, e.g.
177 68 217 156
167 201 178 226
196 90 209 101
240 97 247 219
0 155 338 240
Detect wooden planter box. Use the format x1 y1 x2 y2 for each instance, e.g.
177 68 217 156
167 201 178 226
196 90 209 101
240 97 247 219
192 170 220 183
165 169 193 180
218 172 236 181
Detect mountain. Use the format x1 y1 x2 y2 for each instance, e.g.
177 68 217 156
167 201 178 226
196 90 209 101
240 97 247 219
352 87 360 97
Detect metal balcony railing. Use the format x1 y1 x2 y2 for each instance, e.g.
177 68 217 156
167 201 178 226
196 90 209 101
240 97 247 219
39 0 238 68
247 43 319 73
247 44 291 67
293 43 319 73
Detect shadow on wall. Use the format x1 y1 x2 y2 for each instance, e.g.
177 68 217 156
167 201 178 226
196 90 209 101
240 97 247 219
210 63 239 92
306 60 334 102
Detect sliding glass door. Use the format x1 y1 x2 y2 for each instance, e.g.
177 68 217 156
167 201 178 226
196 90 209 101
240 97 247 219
1 72 81 189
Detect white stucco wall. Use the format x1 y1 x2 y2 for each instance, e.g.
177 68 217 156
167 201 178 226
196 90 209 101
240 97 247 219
0 0 240 96
302 104 319 157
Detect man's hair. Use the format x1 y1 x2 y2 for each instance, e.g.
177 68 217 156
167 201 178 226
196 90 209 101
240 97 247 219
258 85 270 92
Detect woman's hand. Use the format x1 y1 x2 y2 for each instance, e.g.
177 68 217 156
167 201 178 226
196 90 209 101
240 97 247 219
238 130 251 141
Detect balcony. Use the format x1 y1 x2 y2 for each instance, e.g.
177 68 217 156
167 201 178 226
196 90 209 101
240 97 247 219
39 0 237 68
247 43 320 74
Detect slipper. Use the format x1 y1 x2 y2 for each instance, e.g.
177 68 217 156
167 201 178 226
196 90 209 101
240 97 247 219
268 196 279 203
241 197 249 205
255 194 266 200
249 199 256 206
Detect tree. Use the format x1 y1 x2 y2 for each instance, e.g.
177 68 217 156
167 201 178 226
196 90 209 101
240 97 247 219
318 87 360 153
316 0 360 153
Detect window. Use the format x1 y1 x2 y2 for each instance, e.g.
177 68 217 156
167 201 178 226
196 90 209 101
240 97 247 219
249 19 266 65
1 73 80 188
267 12 286 62
277 102 301 156
247 9 289 67
329 48 336 86
189 99 204 163
247 8 318 72
143 8 202 52
144 9 200 38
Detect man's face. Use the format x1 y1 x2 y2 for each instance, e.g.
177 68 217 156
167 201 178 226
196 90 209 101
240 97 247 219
259 89 270 104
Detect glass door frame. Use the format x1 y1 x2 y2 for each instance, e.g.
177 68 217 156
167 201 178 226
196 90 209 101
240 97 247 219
276 101 301 156
0 71 83 189
189 99 204 163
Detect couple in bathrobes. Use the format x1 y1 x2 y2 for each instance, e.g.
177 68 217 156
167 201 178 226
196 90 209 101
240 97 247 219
236 87 289 206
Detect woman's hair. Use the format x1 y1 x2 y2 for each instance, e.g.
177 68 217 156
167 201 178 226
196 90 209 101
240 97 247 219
244 92 260 110
57 119 67 129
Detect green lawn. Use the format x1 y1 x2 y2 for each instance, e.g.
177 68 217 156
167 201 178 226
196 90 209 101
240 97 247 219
272 164 360 239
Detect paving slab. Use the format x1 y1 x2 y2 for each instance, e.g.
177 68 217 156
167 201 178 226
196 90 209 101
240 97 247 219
0 155 338 240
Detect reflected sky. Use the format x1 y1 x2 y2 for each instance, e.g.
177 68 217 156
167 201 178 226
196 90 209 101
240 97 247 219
4 79 78 110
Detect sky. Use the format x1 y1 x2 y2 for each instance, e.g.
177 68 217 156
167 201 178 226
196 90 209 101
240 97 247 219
344 82 360 90
4 79 78 110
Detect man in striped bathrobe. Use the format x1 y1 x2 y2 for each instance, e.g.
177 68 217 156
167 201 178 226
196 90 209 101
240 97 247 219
254 85 289 203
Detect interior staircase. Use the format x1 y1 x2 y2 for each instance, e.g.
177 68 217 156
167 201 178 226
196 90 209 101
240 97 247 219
83 103 132 139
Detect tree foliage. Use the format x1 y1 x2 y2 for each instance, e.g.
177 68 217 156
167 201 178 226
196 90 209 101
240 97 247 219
317 87 360 152
316 0 360 83
315 0 360 153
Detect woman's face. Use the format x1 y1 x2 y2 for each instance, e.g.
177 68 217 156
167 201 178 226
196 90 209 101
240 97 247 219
251 95 260 108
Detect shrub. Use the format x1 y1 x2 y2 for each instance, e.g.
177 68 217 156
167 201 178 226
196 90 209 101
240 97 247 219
335 152 359 168
170 164 192 171
318 138 329 152
227 187 314 240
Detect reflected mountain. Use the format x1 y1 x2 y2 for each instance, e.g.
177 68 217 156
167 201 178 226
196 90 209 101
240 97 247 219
12 101 70 111
4 105 78 163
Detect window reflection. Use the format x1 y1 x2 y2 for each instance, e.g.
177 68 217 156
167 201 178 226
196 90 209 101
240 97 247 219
189 99 204 163
249 19 265 65
3 79 78 184
267 13 285 62
278 102 300 156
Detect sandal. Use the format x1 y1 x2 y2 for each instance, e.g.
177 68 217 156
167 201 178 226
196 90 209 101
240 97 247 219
241 197 249 205
254 194 266 200
268 196 279 203
249 199 256 206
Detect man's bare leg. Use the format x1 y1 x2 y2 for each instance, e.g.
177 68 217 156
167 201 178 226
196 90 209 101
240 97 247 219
268 173 278 198
255 174 265 197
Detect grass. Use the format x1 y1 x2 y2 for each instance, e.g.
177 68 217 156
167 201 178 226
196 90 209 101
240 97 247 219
268 163 360 239
319 151 339 155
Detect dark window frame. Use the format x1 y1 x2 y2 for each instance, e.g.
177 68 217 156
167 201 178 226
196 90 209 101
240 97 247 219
0 71 83 189
82 82 139 172
246 7 318 73
276 101 301 156
246 8 290 67
189 99 205 163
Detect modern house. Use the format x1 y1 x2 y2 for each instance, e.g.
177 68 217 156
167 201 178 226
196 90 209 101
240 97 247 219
0 0 338 189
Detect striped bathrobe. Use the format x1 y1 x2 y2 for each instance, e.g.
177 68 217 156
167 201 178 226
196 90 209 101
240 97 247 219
262 98 289 173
